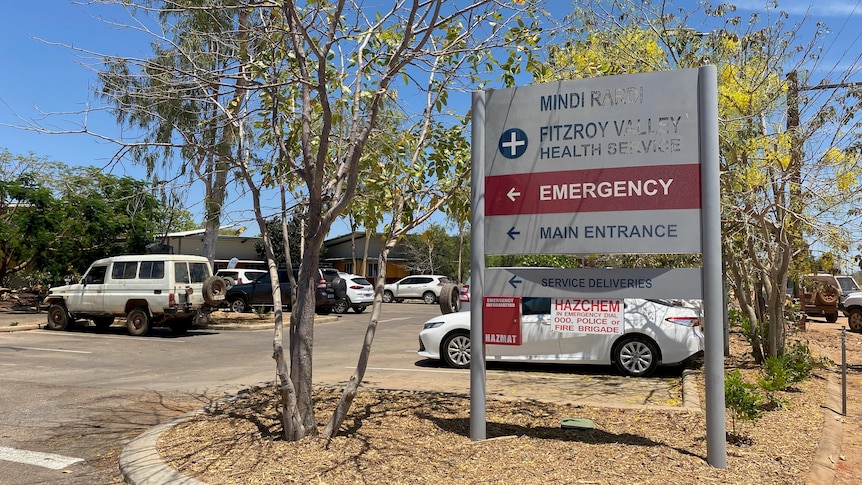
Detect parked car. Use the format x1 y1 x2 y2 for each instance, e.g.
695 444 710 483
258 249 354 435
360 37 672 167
383 275 451 304
418 297 704 377
42 254 225 336
332 273 374 314
216 268 266 287
225 268 337 314
796 273 860 323
840 291 862 332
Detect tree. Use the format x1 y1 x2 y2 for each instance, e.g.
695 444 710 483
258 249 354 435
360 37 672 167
98 0 252 268
402 224 452 276
0 151 170 284
90 1 542 442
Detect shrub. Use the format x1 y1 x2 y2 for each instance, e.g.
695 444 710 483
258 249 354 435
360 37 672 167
725 369 764 439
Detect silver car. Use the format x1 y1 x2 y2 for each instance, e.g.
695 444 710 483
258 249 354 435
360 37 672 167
383 275 451 304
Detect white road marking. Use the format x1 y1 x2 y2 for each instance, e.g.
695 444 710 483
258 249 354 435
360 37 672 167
0 446 84 470
1 346 91 354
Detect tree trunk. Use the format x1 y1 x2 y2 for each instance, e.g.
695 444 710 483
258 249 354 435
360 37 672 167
323 243 395 439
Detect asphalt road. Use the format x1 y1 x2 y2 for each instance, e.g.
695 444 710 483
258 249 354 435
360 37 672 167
0 302 688 483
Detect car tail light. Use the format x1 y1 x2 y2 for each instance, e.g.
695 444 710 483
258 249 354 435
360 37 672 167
665 316 701 327
460 284 470 302
318 277 327 289
169 293 176 308
237 277 244 284
349 285 363 290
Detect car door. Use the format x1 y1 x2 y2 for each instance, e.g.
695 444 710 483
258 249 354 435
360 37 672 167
555 297 626 364
247 273 274 307
403 277 431 298
66 264 108 313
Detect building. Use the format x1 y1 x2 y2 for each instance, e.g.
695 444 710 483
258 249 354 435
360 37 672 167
161 230 412 281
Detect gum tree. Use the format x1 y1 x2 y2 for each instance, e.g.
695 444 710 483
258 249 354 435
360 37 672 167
88 0 542 441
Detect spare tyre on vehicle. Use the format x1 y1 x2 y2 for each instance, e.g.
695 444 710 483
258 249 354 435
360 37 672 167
438 283 461 314
202 276 228 306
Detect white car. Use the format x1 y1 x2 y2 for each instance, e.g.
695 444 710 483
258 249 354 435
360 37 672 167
43 254 224 336
383 275 451 304
216 268 266 287
418 297 704 377
333 273 374 314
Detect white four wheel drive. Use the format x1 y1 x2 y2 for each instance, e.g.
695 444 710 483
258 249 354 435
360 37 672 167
43 254 227 336
841 291 862 332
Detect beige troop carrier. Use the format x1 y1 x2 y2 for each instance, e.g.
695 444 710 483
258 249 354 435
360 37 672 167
43 254 226 336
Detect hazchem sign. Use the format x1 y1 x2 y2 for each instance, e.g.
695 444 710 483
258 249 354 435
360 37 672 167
550 298 623 334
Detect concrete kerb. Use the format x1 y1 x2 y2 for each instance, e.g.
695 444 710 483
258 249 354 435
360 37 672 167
807 371 843 485
119 411 208 485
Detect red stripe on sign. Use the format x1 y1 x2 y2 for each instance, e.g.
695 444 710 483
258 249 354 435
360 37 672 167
484 164 701 216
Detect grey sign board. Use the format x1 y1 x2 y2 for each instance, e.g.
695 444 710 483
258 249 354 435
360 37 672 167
485 267 703 300
484 69 700 175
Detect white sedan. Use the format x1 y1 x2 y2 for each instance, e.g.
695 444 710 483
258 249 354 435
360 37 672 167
418 297 704 377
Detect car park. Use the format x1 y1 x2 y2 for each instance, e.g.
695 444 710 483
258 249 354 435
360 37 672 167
225 268 337 314
332 273 374 314
42 254 225 336
216 268 266 286
383 275 451 304
418 297 704 377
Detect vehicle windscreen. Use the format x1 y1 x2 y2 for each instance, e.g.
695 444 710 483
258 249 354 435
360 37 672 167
838 277 859 293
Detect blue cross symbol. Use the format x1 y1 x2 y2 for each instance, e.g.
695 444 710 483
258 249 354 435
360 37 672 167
498 128 528 159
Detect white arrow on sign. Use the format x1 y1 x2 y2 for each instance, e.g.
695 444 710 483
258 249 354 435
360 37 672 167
507 187 521 202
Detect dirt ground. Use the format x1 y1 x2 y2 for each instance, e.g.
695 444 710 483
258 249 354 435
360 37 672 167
154 317 862 485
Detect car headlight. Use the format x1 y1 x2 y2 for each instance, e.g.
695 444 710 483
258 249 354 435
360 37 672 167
423 321 444 330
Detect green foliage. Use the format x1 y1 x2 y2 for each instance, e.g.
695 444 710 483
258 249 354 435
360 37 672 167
757 356 792 408
487 254 582 268
724 369 764 437
253 305 271 320
254 208 308 270
1 153 182 286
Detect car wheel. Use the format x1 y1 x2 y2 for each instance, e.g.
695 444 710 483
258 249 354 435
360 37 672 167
352 305 367 314
92 317 114 330
613 336 659 377
202 276 228 306
230 298 248 313
383 290 394 303
826 313 839 323
126 307 151 336
333 298 350 314
47 304 70 331
222 277 236 287
442 331 471 369
849 309 862 332
438 283 461 314
423 291 437 305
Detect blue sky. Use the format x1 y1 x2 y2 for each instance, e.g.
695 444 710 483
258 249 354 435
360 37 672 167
2 1 861 237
